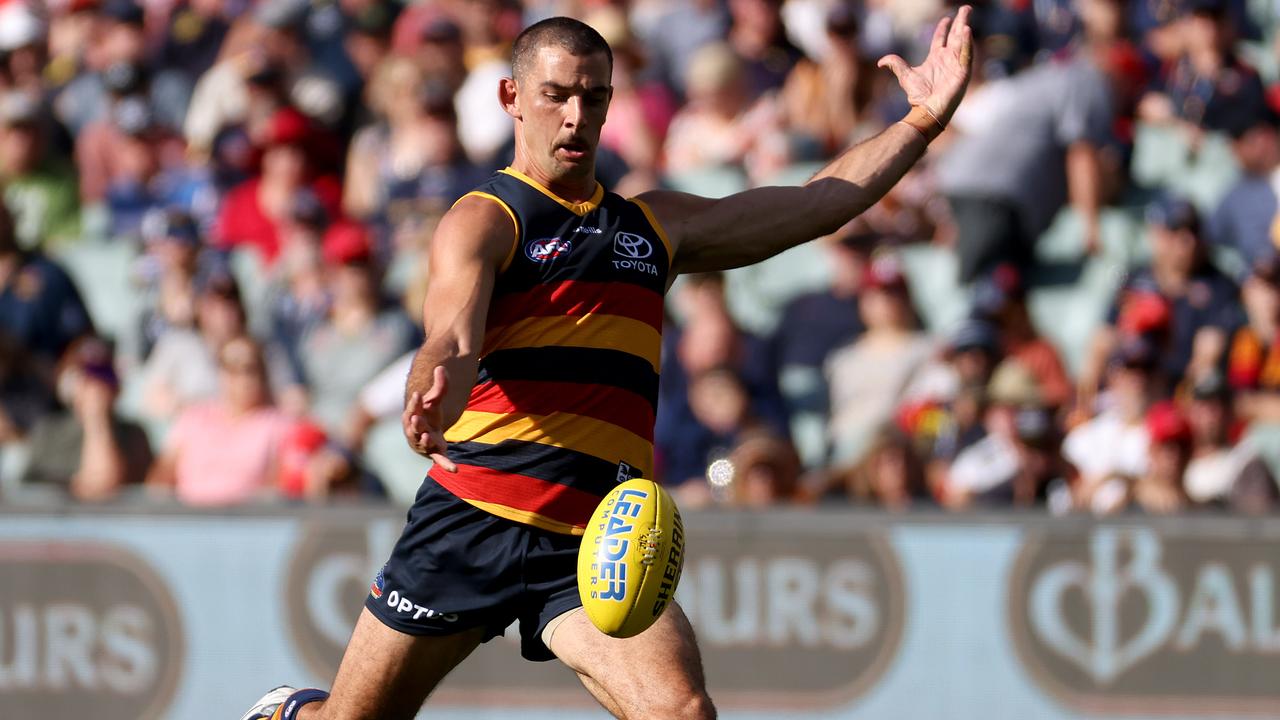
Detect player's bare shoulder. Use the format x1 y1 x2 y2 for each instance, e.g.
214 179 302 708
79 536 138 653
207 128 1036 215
434 191 521 271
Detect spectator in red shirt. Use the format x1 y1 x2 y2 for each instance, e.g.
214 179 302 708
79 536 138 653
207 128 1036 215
214 106 342 266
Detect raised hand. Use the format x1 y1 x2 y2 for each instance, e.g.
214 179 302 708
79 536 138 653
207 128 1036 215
402 365 457 471
877 5 974 125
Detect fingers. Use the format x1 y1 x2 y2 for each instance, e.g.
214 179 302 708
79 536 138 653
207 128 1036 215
931 15 951 51
421 365 449 408
949 5 972 52
430 452 458 473
876 54 910 83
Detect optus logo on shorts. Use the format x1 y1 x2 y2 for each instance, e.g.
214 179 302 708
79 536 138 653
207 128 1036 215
0 542 184 720
526 237 572 263
1009 526 1280 714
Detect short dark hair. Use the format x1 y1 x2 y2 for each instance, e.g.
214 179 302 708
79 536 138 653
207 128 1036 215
511 17 613 82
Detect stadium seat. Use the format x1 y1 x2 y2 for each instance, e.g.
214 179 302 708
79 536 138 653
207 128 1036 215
1130 123 1240 212
662 166 748 198
52 240 139 344
361 418 432 506
897 243 967 333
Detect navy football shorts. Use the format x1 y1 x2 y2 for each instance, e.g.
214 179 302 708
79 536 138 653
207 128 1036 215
364 475 582 661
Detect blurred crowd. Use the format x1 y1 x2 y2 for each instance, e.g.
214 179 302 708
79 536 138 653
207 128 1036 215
2 0 1280 516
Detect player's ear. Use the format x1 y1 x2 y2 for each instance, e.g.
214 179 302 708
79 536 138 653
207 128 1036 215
499 77 521 120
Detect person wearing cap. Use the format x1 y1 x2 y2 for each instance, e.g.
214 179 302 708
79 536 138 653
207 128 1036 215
0 90 81 250
827 252 934 467
946 358 1062 508
1208 108 1280 269
1079 195 1243 405
1125 400 1196 514
20 335 153 501
287 222 417 437
215 106 344 266
916 316 1003 468
127 208 211 363
75 61 154 205
139 268 250 424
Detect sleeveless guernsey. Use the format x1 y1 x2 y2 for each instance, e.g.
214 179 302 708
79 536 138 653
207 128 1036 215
432 167 673 535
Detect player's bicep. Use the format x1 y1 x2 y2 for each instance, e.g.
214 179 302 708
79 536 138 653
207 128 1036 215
421 197 515 356
637 186 827 275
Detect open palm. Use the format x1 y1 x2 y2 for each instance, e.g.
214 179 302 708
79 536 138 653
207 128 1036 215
877 5 974 124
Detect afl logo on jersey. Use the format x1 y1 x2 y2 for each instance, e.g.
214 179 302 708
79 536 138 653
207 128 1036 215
527 237 573 263
614 232 653 259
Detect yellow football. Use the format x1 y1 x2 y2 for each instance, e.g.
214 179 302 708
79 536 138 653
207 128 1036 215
577 478 685 638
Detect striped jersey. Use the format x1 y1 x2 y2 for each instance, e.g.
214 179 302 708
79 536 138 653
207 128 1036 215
433 167 672 535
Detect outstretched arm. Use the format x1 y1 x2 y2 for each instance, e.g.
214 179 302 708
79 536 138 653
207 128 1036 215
401 196 514 468
642 6 974 274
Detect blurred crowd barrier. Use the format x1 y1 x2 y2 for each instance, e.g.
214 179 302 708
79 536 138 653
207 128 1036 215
2 505 1278 719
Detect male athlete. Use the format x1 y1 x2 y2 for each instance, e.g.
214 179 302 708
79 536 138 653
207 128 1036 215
245 9 972 720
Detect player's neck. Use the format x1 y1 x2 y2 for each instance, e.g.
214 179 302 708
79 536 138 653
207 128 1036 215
508 160 597 204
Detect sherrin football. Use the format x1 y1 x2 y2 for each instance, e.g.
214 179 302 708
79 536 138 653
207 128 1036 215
577 478 685 638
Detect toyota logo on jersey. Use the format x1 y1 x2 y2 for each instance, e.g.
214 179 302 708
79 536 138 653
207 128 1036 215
614 232 653 259
527 238 573 263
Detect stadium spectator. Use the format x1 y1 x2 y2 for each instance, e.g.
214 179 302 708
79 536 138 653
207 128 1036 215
587 6 675 190
722 427 803 507
631 0 728 97
657 277 790 486
0 330 55 448
1130 400 1195 514
662 42 790 184
725 0 804 100
127 208 211 365
0 202 92 370
1209 109 1279 269
287 223 416 435
1228 253 1280 422
1183 370 1278 510
343 2 401 91
971 265 1072 410
1137 0 1267 136
827 253 933 466
0 90 80 250
343 57 485 252
946 358 1059 509
139 268 246 423
1079 196 1242 405
443 2 517 166
933 13 1116 280
833 425 934 511
215 106 343 266
919 318 1004 479
146 334 293 505
780 3 882 157
52 0 151 136
1063 336 1163 514
21 335 152 501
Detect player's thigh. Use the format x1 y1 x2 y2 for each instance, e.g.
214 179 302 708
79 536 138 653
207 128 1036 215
550 603 715 720
316 607 484 720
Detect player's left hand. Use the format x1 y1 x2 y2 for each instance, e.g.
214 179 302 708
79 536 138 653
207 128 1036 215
403 365 457 472
877 4 974 125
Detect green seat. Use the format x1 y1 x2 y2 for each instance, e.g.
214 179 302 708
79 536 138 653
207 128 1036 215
662 166 748 198
52 240 138 344
362 418 432 506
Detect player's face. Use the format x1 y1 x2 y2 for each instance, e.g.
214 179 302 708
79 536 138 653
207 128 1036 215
508 46 612 184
